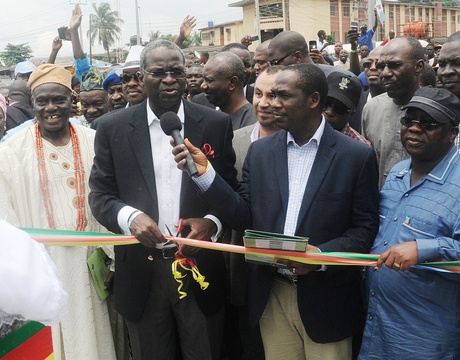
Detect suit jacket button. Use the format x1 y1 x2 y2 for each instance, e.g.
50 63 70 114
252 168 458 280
148 255 153 261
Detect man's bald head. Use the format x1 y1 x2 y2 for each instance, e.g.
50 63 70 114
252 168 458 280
268 31 311 65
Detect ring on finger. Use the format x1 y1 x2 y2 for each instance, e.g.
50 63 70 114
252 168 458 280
393 262 401 269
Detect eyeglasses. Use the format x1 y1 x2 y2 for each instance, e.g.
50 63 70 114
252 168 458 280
269 51 295 66
375 60 415 72
323 100 353 117
143 70 186 79
121 73 140 84
400 116 443 131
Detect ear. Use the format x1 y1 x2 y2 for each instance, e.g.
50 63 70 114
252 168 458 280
293 51 303 64
227 76 239 91
414 59 424 76
308 91 321 110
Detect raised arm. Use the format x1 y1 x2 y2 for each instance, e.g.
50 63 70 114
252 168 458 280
175 15 196 47
47 36 62 64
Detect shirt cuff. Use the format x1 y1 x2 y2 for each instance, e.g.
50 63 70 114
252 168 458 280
193 165 216 193
204 215 222 242
117 205 139 235
316 247 327 271
416 238 437 263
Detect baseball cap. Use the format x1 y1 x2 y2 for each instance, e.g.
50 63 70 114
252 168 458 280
15 61 36 77
402 87 460 125
327 72 363 110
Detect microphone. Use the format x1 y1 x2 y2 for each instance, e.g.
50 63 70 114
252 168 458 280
160 111 199 177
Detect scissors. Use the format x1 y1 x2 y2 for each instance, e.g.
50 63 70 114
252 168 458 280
164 218 184 246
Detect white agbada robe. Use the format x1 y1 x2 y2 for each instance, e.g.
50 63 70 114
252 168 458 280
0 124 116 360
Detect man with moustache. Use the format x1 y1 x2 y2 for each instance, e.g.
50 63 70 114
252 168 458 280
362 36 424 189
122 45 148 107
173 63 379 360
103 70 127 111
185 64 204 101
199 51 257 130
358 87 460 360
361 47 386 102
89 40 237 360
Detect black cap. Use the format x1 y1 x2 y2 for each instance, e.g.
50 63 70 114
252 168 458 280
326 72 363 110
402 87 460 125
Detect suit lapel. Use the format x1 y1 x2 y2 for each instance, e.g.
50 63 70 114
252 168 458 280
180 101 205 212
273 131 289 215
295 123 337 233
127 101 158 204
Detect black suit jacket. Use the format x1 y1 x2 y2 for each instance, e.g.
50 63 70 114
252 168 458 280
89 99 237 321
200 122 379 343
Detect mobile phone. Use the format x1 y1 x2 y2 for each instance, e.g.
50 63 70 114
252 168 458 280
309 40 317 52
351 21 359 30
58 27 67 40
250 35 259 42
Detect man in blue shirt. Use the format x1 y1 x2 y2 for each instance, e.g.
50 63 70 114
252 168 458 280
358 10 378 51
358 87 460 359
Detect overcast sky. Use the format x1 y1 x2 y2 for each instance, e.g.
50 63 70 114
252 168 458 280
0 0 243 60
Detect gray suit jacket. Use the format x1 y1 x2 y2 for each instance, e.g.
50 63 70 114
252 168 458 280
232 123 256 182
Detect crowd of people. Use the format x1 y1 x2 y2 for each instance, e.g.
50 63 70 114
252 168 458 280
1 3 460 360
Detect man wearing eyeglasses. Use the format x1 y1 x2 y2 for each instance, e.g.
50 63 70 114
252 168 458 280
362 36 425 189
89 40 238 360
323 72 371 147
358 87 460 360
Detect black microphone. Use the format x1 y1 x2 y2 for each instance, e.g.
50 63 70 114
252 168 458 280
160 111 199 177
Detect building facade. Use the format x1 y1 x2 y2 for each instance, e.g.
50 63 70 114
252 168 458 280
229 0 460 50
200 20 246 47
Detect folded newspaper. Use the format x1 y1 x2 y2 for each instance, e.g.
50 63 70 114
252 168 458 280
243 230 309 267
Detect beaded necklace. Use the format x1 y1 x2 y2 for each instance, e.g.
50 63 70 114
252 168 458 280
34 122 87 231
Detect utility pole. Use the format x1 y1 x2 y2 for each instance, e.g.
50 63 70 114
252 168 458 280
255 0 261 44
89 19 92 64
135 0 141 45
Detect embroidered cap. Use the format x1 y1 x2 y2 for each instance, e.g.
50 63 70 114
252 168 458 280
28 64 72 92
326 72 363 110
402 87 460 125
81 66 107 92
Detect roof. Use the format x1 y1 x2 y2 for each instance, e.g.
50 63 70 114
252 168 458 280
199 19 243 31
229 0 254 7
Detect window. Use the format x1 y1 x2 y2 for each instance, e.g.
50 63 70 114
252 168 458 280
343 6 350 17
259 3 283 17
226 28 231 41
426 9 430 19
389 10 394 20
202 33 210 40
330 5 336 16
419 9 422 18
410 10 415 22
452 15 456 22
458 15 460 23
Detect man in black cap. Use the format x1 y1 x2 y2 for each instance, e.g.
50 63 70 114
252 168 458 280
323 72 371 147
358 87 460 360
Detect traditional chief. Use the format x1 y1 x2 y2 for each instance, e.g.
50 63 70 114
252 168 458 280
0 64 115 360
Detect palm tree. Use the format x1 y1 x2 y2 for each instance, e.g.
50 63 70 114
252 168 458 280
148 30 161 42
87 2 123 62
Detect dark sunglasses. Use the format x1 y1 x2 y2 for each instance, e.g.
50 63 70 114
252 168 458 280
120 72 140 84
323 100 352 117
375 60 415 72
362 61 377 69
269 51 296 66
400 116 442 131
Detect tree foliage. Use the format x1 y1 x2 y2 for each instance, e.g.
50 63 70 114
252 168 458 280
87 2 123 62
0 43 33 66
146 30 202 49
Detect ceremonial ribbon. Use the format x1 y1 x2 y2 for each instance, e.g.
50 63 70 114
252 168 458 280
24 228 460 274
172 257 209 299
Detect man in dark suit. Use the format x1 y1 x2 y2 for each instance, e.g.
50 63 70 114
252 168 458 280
173 64 379 360
89 40 237 360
